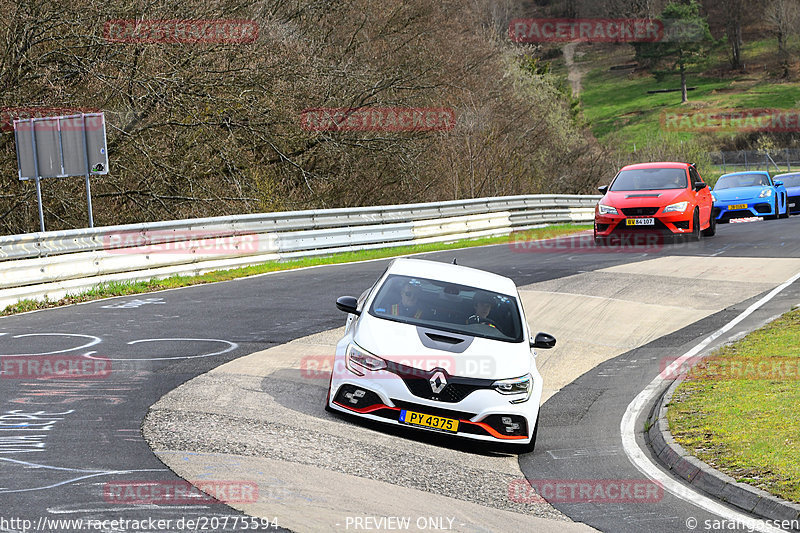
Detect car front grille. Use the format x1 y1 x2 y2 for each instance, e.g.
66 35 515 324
754 203 772 214
620 207 659 216
385 361 495 403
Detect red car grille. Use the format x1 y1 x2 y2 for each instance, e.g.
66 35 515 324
620 207 659 216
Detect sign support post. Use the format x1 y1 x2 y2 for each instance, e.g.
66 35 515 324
81 113 94 228
28 118 45 232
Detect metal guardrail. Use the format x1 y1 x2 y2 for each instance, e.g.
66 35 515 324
0 194 600 309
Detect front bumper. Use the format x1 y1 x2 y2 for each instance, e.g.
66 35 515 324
713 199 774 221
594 209 695 238
327 367 541 444
787 195 800 215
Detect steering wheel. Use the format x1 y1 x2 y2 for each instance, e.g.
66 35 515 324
467 315 496 327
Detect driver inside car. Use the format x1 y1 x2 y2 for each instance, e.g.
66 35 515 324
390 281 426 319
466 291 497 328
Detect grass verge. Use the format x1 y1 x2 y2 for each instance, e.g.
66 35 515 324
667 308 800 503
1 223 591 317
564 39 800 148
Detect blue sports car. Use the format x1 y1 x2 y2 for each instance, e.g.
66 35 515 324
711 171 789 223
773 172 800 215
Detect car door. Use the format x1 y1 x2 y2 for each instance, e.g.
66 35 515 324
690 166 712 223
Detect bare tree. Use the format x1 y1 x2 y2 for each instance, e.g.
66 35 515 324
0 0 608 234
766 0 800 77
722 0 745 70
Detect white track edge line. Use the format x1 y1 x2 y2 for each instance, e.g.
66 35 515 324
621 269 800 533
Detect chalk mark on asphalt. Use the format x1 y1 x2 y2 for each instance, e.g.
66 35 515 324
0 333 102 357
0 456 165 494
85 338 238 361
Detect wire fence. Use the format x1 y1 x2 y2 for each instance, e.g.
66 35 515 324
707 149 800 173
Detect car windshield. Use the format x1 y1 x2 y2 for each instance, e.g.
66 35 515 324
368 274 524 343
610 168 688 191
776 174 800 188
714 173 771 189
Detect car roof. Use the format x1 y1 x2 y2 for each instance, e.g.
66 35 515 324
620 162 689 170
774 172 800 177
385 258 518 295
719 171 771 178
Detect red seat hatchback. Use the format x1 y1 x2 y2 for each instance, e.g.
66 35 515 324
594 162 715 245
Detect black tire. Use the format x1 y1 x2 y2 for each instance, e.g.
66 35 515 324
702 211 716 237
718 218 730 224
516 418 539 454
690 209 701 241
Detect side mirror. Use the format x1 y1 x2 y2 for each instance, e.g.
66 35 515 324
774 180 784 187
336 296 360 316
530 332 556 349
598 185 608 194
694 181 707 191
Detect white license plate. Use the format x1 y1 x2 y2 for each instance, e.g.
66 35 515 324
626 218 655 226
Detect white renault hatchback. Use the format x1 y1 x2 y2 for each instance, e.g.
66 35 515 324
325 258 555 452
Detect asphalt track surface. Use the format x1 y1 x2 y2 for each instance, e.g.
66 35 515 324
2 218 800 533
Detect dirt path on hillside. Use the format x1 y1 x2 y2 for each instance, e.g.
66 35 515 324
563 41 586 97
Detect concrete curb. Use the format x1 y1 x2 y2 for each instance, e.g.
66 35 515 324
646 377 800 526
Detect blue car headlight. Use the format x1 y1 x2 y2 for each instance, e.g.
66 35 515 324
759 188 773 198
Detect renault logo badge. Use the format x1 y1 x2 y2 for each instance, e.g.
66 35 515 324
430 370 447 394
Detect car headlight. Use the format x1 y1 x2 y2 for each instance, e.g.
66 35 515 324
346 343 387 375
663 201 688 213
711 193 717 202
492 374 533 403
598 204 618 215
759 188 773 198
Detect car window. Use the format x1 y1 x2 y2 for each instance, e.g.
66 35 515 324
689 166 701 184
610 168 688 191
776 174 800 187
714 173 771 189
368 274 524 343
